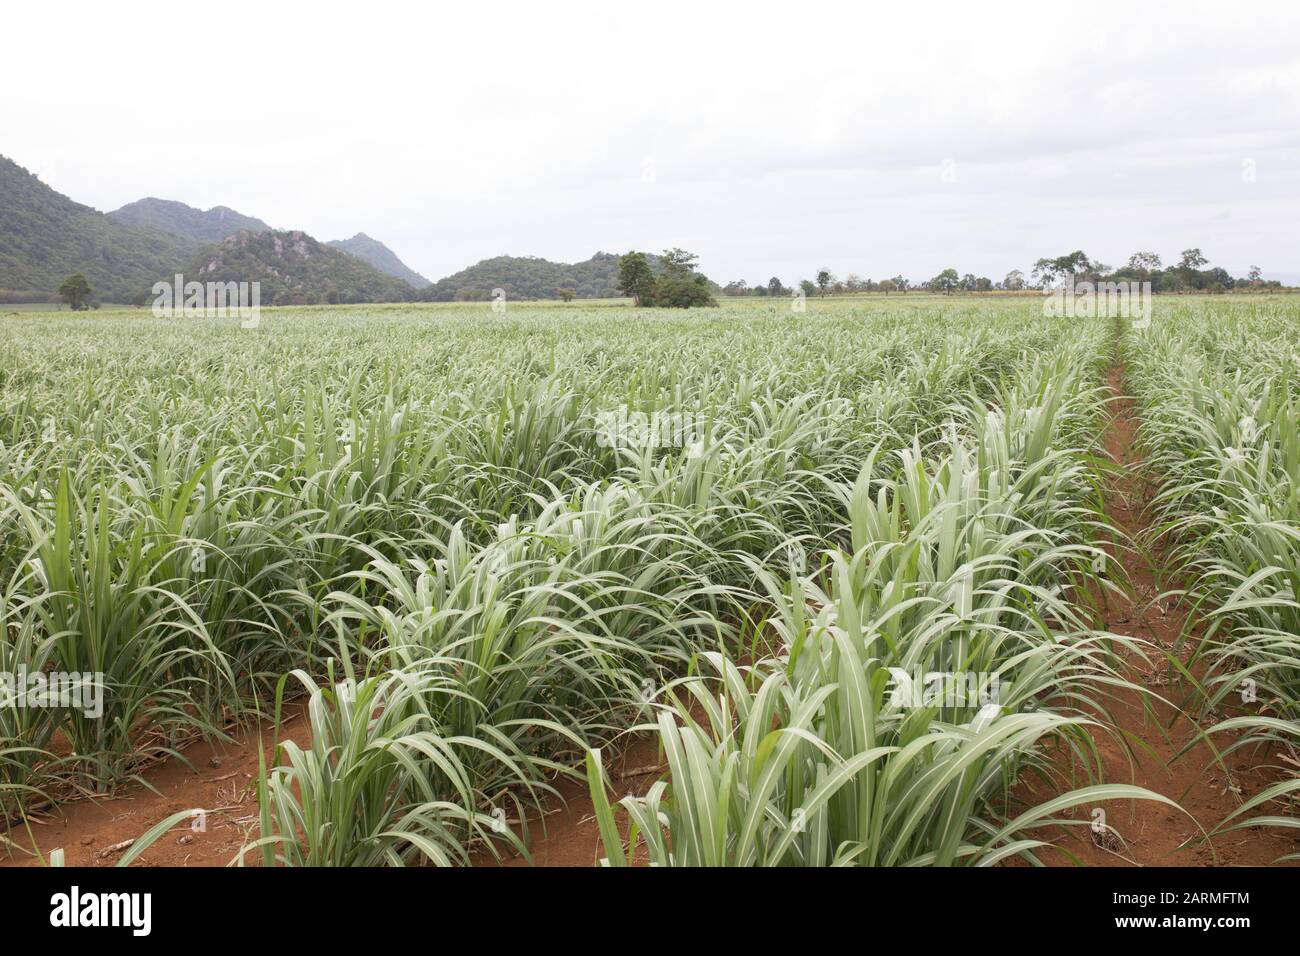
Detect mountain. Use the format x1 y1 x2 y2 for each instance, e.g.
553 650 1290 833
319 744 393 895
109 197 270 244
415 252 664 301
327 233 430 288
0 155 200 303
189 229 412 305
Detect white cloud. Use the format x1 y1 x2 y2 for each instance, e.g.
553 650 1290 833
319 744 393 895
3 0 1297 284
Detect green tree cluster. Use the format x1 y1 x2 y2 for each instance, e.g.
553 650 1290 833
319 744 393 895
619 248 717 308
58 273 93 310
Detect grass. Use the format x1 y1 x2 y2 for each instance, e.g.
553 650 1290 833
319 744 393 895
3 295 1288 865
1126 302 1300 853
586 349 1176 865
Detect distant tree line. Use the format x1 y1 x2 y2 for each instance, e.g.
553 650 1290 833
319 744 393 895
724 273 918 296
1025 249 1276 294
721 250 1282 298
34 248 1290 317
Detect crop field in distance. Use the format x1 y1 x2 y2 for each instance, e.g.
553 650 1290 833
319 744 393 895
1 294 1297 868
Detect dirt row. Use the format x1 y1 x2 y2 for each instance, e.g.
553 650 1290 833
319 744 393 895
2 711 309 867
1009 340 1297 866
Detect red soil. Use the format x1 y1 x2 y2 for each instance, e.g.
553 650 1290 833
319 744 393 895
1008 351 1299 866
474 734 663 867
1 710 309 867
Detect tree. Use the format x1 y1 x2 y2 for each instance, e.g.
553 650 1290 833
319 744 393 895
1155 271 1185 293
931 268 960 294
960 273 978 292
1201 267 1233 293
1003 269 1025 291
767 277 784 297
816 269 833 296
652 275 717 307
1127 251 1162 276
879 278 897 295
58 273 92 310
891 275 910 294
660 248 700 277
1031 251 1094 288
799 279 817 298
1178 248 1208 271
1248 265 1263 284
557 287 576 301
621 247 716 308
618 252 655 306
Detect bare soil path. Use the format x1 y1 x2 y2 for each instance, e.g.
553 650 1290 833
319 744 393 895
1 709 310 868
1012 327 1298 866
473 734 662 867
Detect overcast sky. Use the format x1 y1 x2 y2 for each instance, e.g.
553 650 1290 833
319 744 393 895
4 0 1298 284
